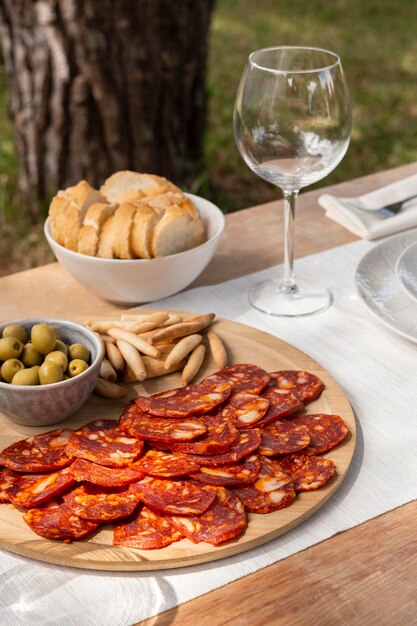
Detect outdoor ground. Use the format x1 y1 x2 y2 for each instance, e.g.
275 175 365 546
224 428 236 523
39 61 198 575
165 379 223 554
1 0 417 276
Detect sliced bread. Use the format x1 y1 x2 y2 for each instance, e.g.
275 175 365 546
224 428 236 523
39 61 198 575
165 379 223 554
151 204 206 258
77 202 117 256
100 171 180 204
130 205 160 259
49 196 72 246
97 215 116 259
111 202 137 259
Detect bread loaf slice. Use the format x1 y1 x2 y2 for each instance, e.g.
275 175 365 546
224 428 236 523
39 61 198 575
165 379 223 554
111 202 137 259
100 171 180 204
49 196 71 246
97 215 116 258
151 204 205 258
130 205 160 259
60 180 105 210
77 202 117 256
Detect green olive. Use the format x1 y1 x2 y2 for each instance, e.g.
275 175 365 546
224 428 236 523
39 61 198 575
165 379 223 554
67 359 89 377
0 337 23 361
39 360 64 385
68 343 90 363
31 324 57 355
45 350 68 372
11 367 40 386
21 343 43 367
2 324 28 344
54 339 68 355
1 358 24 383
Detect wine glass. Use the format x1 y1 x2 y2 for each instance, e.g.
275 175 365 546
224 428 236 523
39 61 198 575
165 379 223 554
234 46 352 316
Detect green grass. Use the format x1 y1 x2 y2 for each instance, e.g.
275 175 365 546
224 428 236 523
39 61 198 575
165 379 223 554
1 0 417 273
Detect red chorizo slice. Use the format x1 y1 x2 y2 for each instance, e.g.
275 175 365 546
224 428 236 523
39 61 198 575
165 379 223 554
231 457 296 514
268 370 324 404
65 419 144 468
168 486 247 545
254 388 303 428
181 430 261 467
129 476 217 515
259 422 310 456
152 415 240 456
5 466 75 508
64 484 141 522
222 392 269 427
289 413 349 454
280 454 336 492
24 501 99 542
113 505 183 550
204 363 270 395
0 428 73 472
131 449 200 477
69 458 144 487
193 455 261 486
0 468 20 503
119 401 206 443
135 380 232 418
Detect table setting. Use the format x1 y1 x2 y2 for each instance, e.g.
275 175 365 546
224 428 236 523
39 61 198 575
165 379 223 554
1 45 417 626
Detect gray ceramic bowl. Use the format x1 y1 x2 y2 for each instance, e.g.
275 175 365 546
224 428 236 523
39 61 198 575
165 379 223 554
0 319 104 427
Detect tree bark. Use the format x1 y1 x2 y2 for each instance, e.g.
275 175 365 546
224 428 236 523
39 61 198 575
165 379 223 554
0 0 214 219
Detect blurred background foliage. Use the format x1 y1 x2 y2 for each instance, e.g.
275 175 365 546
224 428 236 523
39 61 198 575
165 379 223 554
1 0 417 276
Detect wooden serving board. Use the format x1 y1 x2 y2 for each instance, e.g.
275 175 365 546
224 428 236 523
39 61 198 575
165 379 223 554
0 315 356 571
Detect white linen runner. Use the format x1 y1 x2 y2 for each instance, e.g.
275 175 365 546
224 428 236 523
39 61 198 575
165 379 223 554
2 238 417 626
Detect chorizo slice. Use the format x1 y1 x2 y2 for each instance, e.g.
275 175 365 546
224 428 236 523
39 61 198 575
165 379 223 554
24 501 99 542
129 476 217 515
168 486 247 545
65 419 144 468
254 388 303 428
222 392 269 427
268 370 324 404
64 484 141 522
181 429 261 467
0 468 20 503
131 449 200 477
231 457 296 514
5 466 75 508
279 454 336 492
113 505 183 550
289 413 349 454
135 380 232 418
0 428 73 472
259 421 310 456
193 455 261 486
119 400 206 443
69 458 144 487
203 363 270 395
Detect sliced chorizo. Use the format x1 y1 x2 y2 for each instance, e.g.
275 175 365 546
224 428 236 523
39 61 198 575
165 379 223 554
0 428 73 472
23 501 99 542
288 413 349 454
113 505 183 550
279 454 336 492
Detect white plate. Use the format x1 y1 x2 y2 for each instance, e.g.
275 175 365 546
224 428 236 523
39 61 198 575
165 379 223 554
396 241 417 303
355 228 417 343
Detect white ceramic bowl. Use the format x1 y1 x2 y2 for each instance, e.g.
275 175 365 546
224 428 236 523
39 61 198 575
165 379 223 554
44 193 225 305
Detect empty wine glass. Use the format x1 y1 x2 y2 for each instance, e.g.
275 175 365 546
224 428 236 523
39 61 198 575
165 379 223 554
234 46 352 316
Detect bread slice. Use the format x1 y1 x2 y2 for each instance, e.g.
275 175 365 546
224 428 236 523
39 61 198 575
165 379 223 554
49 196 71 246
100 171 180 204
130 205 160 259
60 180 106 210
77 202 117 256
111 202 137 259
97 215 116 258
151 204 205 258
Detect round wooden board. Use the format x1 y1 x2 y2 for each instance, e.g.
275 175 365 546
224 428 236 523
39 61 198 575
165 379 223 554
0 315 356 571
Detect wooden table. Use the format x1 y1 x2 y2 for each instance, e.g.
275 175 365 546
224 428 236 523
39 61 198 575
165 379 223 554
2 162 417 625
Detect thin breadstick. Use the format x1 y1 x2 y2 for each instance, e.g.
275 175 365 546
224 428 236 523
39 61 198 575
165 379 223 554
181 344 206 385
120 311 169 325
162 313 183 326
164 334 203 369
100 357 117 382
207 331 228 369
94 377 128 399
150 313 215 344
107 327 160 358
101 334 117 344
123 362 138 384
142 355 186 379
128 320 164 334
85 320 131 333
105 341 125 372
116 339 146 382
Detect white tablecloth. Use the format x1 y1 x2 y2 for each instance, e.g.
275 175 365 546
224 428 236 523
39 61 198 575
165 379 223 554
2 239 417 626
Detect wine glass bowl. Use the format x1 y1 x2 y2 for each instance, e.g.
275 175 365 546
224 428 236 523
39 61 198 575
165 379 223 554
234 46 352 316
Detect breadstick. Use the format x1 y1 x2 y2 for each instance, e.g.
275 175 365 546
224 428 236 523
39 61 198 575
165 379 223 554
120 311 169 325
100 357 117 382
207 331 228 369
142 355 186 379
181 344 206 385
107 327 160 358
105 341 125 372
116 339 147 382
123 362 138 384
101 334 117 344
128 320 165 334
150 314 215 344
85 320 131 333
94 377 128 399
164 334 203 369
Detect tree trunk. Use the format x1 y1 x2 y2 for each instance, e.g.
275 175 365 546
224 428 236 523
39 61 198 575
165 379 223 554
0 0 214 219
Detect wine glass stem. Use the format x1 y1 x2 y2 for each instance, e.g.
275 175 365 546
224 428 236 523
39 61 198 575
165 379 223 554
282 189 299 294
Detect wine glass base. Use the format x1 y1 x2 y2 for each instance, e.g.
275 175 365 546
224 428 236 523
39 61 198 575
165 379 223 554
248 277 332 317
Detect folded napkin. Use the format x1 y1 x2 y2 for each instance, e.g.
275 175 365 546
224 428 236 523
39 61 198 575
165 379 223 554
318 173 417 239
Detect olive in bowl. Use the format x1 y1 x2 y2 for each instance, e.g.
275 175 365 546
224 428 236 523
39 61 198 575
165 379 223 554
0 319 103 427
